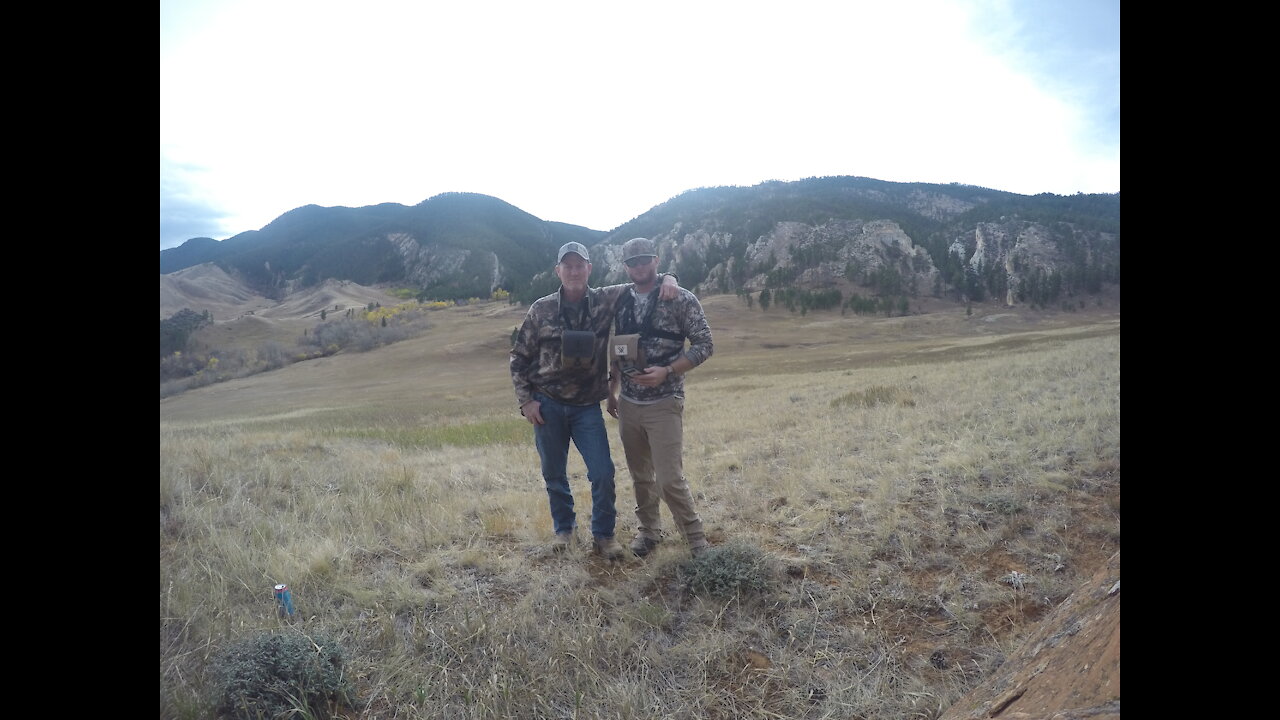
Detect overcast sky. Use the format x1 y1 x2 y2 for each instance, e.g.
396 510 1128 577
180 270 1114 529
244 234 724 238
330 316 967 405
160 0 1119 250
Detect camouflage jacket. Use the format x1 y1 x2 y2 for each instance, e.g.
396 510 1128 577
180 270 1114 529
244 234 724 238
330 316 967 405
614 286 713 403
510 284 636 408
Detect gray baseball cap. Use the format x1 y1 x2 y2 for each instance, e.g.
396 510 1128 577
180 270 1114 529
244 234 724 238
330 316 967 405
557 242 590 263
621 237 657 262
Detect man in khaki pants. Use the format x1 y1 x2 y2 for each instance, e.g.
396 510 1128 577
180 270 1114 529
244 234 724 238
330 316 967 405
607 238 715 557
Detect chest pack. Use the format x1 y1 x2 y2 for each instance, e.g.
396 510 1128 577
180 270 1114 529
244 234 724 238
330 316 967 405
558 296 609 370
615 288 686 344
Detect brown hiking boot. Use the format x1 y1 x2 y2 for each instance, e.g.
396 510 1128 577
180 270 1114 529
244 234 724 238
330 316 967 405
593 536 625 560
551 531 575 553
630 533 661 557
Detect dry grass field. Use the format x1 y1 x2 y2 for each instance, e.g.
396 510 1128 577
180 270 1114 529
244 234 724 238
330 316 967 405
160 291 1120 719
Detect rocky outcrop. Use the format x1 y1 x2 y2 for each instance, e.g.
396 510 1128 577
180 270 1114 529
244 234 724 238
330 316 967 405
388 232 505 294
599 211 1116 308
947 220 1117 306
603 218 940 298
740 218 938 295
598 224 736 287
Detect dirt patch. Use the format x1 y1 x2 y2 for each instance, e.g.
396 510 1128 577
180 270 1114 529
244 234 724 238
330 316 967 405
939 551 1120 719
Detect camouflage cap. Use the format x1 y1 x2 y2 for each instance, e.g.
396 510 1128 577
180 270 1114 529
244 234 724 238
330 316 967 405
557 242 590 263
621 237 657 262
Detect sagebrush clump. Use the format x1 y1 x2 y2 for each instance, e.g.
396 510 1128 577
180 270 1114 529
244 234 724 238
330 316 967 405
678 543 776 597
213 631 354 720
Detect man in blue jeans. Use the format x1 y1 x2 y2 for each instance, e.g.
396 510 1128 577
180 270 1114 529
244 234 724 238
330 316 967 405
510 241 679 558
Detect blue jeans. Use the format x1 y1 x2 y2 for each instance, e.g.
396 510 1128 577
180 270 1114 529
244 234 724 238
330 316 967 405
532 392 617 539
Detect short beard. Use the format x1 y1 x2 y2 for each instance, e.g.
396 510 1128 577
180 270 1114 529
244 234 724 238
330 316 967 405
629 267 657 286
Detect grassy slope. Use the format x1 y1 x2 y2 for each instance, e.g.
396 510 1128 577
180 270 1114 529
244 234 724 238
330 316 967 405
160 294 1120 719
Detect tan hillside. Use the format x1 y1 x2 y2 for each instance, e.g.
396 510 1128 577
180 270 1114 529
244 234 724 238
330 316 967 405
160 263 273 320
161 263 411 354
160 263 404 322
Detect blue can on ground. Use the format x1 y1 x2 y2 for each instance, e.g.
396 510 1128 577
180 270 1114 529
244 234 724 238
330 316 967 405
273 584 296 616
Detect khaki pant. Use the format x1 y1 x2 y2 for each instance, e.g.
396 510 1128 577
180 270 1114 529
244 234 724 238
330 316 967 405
618 396 705 546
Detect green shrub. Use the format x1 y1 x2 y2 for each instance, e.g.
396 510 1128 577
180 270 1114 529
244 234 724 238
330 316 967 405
212 631 355 720
678 543 776 597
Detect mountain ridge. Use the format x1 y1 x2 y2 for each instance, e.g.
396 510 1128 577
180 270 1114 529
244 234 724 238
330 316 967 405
161 177 1118 309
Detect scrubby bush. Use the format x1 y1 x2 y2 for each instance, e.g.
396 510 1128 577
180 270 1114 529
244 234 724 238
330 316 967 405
303 303 430 353
212 631 355 720
678 543 776 597
160 341 295 389
160 308 211 357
